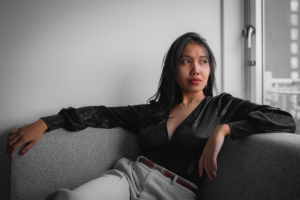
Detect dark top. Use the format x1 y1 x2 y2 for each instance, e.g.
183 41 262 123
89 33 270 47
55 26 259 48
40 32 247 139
41 92 296 185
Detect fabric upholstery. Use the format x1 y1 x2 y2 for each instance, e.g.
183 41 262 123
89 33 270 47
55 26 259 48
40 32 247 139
9 124 300 200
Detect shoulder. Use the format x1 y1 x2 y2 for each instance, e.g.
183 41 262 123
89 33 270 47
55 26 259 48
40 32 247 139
209 92 249 110
216 92 233 98
199 93 233 111
209 92 234 103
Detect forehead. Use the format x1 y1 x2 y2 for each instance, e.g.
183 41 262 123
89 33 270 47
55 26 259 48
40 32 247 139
180 42 207 56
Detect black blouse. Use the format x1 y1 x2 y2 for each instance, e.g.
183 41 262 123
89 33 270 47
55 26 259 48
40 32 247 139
41 92 296 185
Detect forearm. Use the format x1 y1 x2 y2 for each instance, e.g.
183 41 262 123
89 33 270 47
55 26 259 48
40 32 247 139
40 114 65 132
41 104 143 133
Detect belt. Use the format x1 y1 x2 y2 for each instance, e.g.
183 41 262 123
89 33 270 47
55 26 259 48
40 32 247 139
137 157 200 197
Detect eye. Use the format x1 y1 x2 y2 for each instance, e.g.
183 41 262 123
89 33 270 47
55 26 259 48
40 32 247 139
182 59 190 64
200 59 208 64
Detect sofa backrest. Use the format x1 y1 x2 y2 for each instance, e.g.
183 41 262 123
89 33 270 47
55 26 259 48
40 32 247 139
10 125 142 200
10 124 300 200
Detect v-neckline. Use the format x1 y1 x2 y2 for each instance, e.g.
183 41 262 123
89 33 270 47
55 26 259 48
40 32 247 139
165 97 206 142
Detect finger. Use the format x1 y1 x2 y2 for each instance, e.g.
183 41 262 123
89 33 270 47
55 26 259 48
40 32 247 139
199 154 204 177
211 158 217 177
209 151 216 178
211 151 218 173
8 137 29 157
7 134 22 149
207 150 215 180
7 129 20 140
9 128 19 135
21 140 37 155
204 150 210 179
204 152 212 180
8 140 24 158
6 139 20 155
213 170 217 178
8 148 16 158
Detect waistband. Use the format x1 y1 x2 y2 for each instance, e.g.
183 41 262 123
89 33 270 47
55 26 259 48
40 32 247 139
137 157 200 197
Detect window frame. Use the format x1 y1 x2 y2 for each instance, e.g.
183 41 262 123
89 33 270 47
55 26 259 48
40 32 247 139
243 0 264 104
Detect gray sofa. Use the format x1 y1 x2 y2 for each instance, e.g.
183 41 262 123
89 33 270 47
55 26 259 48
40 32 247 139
9 124 300 200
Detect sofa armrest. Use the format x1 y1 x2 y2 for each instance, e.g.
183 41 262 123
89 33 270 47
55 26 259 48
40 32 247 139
199 132 300 200
10 124 142 200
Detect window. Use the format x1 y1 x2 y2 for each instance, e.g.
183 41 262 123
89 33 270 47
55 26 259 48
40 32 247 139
245 0 300 134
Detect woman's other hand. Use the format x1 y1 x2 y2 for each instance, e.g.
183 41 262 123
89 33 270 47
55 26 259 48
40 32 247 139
6 119 48 158
198 124 231 181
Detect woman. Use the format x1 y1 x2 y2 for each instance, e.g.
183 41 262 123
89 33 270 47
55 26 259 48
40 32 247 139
6 32 296 200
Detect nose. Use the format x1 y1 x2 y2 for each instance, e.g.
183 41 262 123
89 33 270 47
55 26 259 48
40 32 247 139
191 61 200 76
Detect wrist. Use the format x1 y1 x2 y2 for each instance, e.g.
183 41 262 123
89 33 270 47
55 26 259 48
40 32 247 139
36 119 48 132
218 124 232 137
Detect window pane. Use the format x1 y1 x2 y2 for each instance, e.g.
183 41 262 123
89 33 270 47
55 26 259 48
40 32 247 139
264 0 300 134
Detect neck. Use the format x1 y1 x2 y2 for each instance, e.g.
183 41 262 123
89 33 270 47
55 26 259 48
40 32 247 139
181 91 205 105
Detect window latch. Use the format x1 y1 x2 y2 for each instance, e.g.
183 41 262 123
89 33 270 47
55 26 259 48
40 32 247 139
248 60 256 66
243 25 255 48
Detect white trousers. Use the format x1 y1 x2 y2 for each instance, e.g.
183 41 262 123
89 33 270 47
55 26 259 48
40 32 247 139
45 155 200 200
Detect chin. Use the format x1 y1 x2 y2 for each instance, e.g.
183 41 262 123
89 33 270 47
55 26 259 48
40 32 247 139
188 88 203 93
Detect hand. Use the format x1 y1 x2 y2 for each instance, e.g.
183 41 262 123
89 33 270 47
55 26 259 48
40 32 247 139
6 119 48 158
198 124 230 181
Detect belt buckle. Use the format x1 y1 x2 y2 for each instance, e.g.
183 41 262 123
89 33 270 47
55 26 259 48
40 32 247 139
151 164 167 175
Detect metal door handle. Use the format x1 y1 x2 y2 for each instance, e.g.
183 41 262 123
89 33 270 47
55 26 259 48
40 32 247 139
248 26 255 48
243 25 255 48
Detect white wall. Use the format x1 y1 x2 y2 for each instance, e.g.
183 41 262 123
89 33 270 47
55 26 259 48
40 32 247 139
0 1 222 198
222 0 244 98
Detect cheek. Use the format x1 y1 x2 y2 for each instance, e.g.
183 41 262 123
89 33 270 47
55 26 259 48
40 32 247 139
176 68 185 81
176 74 184 85
205 67 210 79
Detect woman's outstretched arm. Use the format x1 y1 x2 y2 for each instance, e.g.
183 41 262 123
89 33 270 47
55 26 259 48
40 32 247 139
218 92 296 140
198 92 296 181
6 104 144 157
41 104 144 134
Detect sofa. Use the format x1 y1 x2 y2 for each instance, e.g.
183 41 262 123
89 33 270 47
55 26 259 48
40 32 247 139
9 123 300 200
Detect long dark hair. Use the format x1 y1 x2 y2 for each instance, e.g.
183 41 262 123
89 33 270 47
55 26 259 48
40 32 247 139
141 32 217 124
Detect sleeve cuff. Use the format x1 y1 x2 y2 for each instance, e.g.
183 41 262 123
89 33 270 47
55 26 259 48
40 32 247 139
228 120 257 141
40 114 65 132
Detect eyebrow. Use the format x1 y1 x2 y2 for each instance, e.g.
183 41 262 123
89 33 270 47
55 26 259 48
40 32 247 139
180 55 208 59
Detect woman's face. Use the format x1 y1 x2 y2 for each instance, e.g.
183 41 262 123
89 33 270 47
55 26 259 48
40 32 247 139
176 41 210 95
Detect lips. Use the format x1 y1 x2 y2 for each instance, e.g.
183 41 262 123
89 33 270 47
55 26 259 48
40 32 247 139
189 78 202 84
